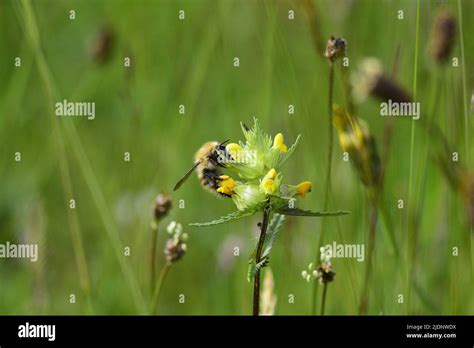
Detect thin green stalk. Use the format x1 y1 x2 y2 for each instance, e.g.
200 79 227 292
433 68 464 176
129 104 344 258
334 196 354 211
19 0 146 314
320 282 328 316
18 0 93 313
457 0 473 285
150 222 160 295
150 262 171 314
406 0 421 312
324 62 335 214
253 203 271 316
359 193 378 315
312 61 335 315
457 0 469 163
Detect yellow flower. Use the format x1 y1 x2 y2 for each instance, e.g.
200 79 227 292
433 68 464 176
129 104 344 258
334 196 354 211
260 168 277 194
217 175 237 196
296 181 312 197
332 106 381 188
273 133 288 153
226 143 243 157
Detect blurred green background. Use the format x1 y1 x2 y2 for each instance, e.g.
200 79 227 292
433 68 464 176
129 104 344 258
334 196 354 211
0 0 473 315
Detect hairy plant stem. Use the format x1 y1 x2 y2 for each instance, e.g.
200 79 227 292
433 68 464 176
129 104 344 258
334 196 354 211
151 262 171 314
312 61 335 315
253 202 271 316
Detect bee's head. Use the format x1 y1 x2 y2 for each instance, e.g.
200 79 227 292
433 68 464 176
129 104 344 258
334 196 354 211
209 140 232 167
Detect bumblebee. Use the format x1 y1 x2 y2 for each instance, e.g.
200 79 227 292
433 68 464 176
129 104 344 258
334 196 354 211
173 141 234 197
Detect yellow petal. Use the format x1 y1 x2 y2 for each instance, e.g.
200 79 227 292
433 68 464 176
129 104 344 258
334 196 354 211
262 179 276 194
217 175 237 195
264 168 277 180
297 181 312 197
273 133 287 153
226 143 242 153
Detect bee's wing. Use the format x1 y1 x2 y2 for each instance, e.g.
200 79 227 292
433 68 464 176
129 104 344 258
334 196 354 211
173 160 202 191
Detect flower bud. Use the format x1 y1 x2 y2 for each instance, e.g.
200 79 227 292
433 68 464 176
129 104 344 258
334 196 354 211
296 181 312 197
273 133 288 153
260 168 278 194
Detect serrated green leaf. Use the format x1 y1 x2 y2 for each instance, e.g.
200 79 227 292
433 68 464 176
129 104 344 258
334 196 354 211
247 257 268 282
262 213 285 259
274 207 350 217
277 134 300 168
189 207 257 227
247 213 285 282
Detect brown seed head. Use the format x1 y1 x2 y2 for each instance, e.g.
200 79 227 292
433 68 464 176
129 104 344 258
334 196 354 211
324 36 347 62
430 9 456 63
164 238 186 263
154 193 172 220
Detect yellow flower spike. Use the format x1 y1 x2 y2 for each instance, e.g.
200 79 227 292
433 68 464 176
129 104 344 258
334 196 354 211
273 133 288 153
296 181 312 197
217 175 237 196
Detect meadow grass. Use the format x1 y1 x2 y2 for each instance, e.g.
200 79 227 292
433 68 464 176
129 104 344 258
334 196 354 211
0 0 472 315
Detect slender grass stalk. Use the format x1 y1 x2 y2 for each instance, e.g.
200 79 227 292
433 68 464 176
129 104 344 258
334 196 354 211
150 262 171 314
358 192 378 315
320 282 328 316
406 0 421 312
253 202 271 316
324 62 335 214
19 0 147 314
340 64 354 115
150 222 160 295
457 0 469 164
457 0 473 283
18 0 93 314
311 61 335 315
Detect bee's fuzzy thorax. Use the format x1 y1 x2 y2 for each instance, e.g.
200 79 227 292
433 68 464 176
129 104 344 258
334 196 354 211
194 141 219 164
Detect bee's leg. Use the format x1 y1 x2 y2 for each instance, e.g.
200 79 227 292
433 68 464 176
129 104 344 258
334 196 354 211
202 168 221 190
202 168 231 197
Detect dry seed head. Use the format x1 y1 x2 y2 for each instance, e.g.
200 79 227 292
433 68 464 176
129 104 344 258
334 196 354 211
430 9 456 63
90 27 115 64
154 193 172 220
352 58 412 103
316 262 336 284
164 238 186 263
324 36 347 62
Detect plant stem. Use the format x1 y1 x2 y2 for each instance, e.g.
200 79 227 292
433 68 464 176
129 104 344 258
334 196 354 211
253 203 271 316
320 282 328 316
359 194 378 315
19 0 147 314
324 62 335 213
406 0 421 313
151 262 171 314
457 0 473 283
312 61 335 315
19 0 93 313
150 221 160 295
